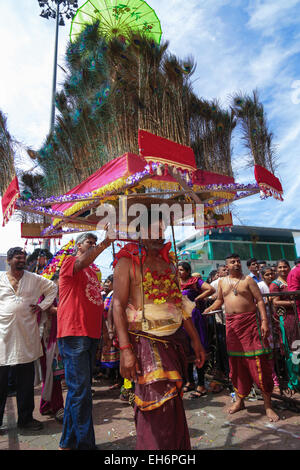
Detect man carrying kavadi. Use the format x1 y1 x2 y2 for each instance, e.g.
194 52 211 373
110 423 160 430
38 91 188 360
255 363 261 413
113 210 206 450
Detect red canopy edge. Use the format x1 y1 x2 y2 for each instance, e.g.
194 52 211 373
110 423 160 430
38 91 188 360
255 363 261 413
254 165 283 200
1 176 20 226
138 129 197 171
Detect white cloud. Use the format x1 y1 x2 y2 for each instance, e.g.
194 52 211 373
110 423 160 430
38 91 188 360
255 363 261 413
246 0 300 36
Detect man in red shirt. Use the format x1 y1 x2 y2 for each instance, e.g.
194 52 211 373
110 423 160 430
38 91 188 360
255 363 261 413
57 232 111 450
287 258 300 321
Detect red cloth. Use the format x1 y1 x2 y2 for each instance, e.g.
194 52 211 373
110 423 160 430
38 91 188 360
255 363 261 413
192 169 234 186
226 311 273 397
287 266 300 320
130 329 191 450
57 256 103 339
52 153 146 213
229 355 274 398
138 129 196 171
113 242 173 276
269 280 299 347
287 266 300 292
180 275 202 290
226 311 272 357
254 165 283 195
135 394 191 450
1 176 20 226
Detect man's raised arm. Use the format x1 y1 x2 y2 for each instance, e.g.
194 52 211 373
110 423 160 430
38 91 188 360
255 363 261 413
73 237 111 274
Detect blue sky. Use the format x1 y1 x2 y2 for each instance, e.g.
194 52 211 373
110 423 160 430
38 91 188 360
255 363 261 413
0 0 300 276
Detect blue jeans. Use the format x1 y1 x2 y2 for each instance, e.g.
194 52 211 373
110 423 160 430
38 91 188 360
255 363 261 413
58 336 99 450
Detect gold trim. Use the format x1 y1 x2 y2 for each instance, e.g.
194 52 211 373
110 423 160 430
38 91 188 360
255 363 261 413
134 386 178 411
137 369 182 385
143 155 196 172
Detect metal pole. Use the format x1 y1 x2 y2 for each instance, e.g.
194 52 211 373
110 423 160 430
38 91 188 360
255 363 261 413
50 0 60 134
43 1 60 251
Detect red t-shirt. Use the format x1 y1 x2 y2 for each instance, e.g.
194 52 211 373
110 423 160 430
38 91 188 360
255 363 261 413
57 256 103 339
287 266 300 319
287 266 300 291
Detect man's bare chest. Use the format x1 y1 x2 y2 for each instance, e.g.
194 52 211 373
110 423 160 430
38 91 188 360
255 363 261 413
222 277 250 298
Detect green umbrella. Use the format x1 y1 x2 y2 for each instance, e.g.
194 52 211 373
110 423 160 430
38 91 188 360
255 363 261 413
70 0 162 44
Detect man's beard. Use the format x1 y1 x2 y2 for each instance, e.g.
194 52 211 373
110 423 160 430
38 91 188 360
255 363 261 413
15 264 25 271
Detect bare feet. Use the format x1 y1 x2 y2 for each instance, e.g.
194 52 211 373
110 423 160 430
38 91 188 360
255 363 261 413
265 407 280 422
228 399 246 414
262 392 280 422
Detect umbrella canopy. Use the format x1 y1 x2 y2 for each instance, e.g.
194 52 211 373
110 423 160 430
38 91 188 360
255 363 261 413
70 0 162 44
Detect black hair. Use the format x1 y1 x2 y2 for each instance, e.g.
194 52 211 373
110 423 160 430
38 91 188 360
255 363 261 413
105 274 114 283
225 253 240 261
26 248 53 265
261 266 273 277
7 247 27 261
207 269 218 283
51 272 60 282
217 264 226 271
276 259 290 268
178 261 192 275
246 258 258 267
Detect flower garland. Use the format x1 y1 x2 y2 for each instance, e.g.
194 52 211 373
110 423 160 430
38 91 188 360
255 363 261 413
143 268 182 305
41 239 102 282
41 240 75 280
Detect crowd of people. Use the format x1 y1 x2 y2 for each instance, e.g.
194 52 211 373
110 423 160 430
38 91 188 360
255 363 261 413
0 219 300 450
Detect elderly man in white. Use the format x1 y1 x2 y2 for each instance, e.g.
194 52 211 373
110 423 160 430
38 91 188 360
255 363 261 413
0 247 57 431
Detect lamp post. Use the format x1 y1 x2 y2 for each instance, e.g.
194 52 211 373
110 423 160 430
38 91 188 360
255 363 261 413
38 1 78 250
38 0 78 134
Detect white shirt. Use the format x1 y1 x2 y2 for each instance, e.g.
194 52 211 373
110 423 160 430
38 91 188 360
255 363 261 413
209 278 225 324
0 271 58 366
258 280 270 296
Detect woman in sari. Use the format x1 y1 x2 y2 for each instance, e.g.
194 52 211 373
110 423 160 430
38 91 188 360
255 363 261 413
269 260 299 353
178 262 215 397
258 266 280 392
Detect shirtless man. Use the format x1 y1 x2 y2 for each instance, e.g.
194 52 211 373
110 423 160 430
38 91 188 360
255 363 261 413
113 210 206 450
204 253 279 422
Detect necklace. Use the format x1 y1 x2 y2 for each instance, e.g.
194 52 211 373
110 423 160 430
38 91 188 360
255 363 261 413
227 275 242 296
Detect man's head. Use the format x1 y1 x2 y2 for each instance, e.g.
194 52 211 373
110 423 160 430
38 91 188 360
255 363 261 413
217 264 228 278
140 207 167 246
247 258 259 275
7 247 27 271
225 253 242 275
258 260 267 271
74 233 97 256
